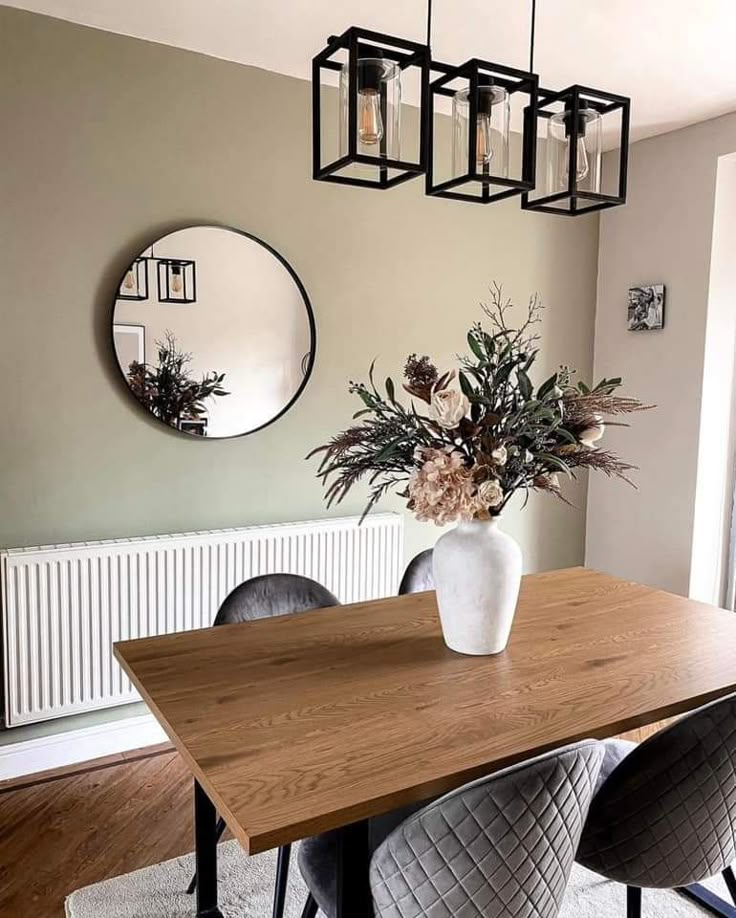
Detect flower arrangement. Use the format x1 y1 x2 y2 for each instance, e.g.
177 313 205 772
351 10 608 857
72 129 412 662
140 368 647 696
309 286 649 525
127 330 229 429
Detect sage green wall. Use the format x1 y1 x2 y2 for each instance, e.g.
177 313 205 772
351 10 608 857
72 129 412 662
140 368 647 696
0 7 599 570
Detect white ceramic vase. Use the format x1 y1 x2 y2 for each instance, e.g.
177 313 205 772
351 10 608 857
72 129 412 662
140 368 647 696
433 517 522 655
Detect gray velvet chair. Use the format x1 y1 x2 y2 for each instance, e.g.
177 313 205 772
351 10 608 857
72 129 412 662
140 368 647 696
187 573 339 918
578 692 736 918
398 549 434 595
213 573 339 625
300 740 603 918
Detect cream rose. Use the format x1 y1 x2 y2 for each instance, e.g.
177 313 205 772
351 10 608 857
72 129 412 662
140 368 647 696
491 445 507 466
579 414 605 448
428 388 470 429
477 479 504 509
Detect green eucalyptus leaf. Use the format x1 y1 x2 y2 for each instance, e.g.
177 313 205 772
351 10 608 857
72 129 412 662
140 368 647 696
537 373 558 399
467 332 485 361
494 363 513 385
517 369 533 400
458 371 475 398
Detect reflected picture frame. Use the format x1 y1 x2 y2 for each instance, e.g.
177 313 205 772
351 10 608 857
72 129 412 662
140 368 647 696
112 323 145 373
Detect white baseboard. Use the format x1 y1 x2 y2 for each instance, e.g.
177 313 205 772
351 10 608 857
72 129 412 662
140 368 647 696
0 713 168 781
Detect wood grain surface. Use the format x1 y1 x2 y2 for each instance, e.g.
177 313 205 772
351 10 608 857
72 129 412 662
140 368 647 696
0 749 193 918
114 567 736 854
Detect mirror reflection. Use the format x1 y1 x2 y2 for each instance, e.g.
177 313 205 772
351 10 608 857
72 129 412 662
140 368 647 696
112 226 315 438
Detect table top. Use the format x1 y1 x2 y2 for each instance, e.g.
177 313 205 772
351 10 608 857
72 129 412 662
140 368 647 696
114 566 736 855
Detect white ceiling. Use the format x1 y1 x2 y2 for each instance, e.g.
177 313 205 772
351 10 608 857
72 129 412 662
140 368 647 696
5 0 736 144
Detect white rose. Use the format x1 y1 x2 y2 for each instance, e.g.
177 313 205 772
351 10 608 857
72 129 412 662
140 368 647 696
491 445 507 466
477 479 504 509
579 415 605 448
428 388 470 429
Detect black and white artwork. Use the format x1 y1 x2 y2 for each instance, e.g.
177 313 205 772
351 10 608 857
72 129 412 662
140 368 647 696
628 284 665 331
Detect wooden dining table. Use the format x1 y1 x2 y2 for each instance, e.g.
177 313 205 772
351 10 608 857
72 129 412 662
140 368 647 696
114 566 736 918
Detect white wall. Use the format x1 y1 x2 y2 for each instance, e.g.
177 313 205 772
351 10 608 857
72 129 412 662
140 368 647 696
587 112 736 598
689 154 736 604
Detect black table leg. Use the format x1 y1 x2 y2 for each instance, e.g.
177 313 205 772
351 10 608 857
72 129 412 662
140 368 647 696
676 883 736 918
724 867 736 905
194 780 224 918
335 819 373 918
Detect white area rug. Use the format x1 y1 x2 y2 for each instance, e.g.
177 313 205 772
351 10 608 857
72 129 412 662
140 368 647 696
65 839 731 918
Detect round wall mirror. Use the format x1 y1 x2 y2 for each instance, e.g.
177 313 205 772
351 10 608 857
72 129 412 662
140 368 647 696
112 225 315 439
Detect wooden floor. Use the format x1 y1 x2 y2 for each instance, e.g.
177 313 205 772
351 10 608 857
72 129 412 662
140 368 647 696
0 748 197 918
0 720 664 918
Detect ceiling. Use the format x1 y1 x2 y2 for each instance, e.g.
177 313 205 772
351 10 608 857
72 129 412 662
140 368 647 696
5 0 736 144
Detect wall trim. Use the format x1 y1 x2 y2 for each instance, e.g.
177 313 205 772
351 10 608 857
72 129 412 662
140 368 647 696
0 713 167 781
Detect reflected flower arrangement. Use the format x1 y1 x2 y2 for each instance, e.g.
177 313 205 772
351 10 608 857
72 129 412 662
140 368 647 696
126 331 229 433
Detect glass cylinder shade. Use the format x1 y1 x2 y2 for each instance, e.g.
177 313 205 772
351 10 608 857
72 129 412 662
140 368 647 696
547 107 602 195
339 58 401 161
452 84 510 179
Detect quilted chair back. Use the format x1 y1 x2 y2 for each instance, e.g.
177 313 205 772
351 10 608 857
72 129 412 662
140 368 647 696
578 692 736 888
370 741 604 918
398 550 434 595
213 573 339 626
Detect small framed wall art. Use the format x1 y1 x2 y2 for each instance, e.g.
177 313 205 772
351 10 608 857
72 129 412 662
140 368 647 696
628 284 665 331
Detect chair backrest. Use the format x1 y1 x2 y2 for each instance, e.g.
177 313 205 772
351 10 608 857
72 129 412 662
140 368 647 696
370 741 603 918
578 692 736 888
213 573 339 626
398 549 434 595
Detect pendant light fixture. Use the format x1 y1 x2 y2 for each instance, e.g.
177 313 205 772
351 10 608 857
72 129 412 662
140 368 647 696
118 257 148 301
425 1 539 204
311 1 630 215
157 258 197 304
312 27 429 188
521 0 630 215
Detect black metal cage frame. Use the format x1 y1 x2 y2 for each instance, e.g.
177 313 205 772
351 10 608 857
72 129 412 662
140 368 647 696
118 257 149 301
157 258 197 304
521 84 630 216
426 58 539 204
312 26 430 189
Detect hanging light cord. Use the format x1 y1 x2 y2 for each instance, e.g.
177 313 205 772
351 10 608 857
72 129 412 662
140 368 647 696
529 0 537 73
426 0 433 55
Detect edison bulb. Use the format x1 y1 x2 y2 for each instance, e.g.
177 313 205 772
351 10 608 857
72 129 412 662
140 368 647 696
475 112 493 166
171 269 183 294
549 104 602 194
358 88 383 146
452 82 510 179
338 57 401 164
123 268 136 290
560 136 590 184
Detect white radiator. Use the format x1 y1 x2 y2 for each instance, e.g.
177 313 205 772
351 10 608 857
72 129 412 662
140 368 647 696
1 514 403 727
